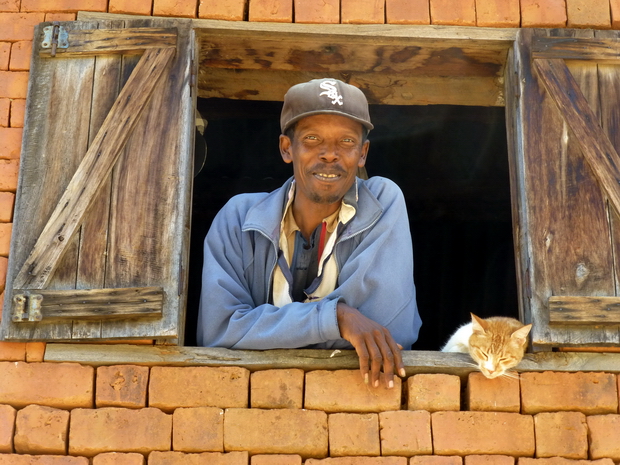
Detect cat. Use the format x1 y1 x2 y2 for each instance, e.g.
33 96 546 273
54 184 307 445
441 313 532 379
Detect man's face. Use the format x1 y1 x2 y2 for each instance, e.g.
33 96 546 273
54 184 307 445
279 114 369 208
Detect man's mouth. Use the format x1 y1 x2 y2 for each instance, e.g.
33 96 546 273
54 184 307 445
314 172 341 181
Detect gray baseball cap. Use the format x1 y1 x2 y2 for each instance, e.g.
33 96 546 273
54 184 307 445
280 78 374 133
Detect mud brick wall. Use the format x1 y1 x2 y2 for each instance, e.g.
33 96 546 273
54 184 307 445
1 356 620 464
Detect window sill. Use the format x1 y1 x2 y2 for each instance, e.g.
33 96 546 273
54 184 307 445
42 343 620 377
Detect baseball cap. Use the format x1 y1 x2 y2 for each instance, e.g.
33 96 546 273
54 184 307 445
280 78 374 134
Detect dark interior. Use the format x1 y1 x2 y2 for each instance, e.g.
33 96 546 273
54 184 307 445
185 98 519 350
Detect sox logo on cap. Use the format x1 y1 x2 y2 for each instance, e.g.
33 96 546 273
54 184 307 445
319 80 343 106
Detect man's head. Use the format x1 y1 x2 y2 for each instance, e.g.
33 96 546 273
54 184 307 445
279 79 372 209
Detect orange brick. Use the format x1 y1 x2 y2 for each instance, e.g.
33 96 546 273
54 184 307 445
329 413 380 457
96 365 149 408
0 222 11 256
21 0 107 12
251 368 303 409
0 13 44 41
0 341 25 361
173 407 224 452
410 458 462 465
566 0 610 28
430 0 476 25
0 71 29 99
149 366 249 412
252 455 302 465
0 0 19 12
294 0 338 23
407 374 460 412
587 414 620 461
109 0 153 15
476 0 520 26
0 44 8 71
520 372 618 415
341 0 384 23
9 42 32 72
152 0 197 17
248 0 292 22
464 456 514 465
25 342 46 363
432 411 535 456
0 361 94 409
224 408 327 458
0 404 16 453
519 459 614 465
9 99 24 128
0 159 18 192
306 459 407 465
0 127 22 158
534 412 587 459
466 372 520 412
149 451 249 465
386 0 430 24
0 257 7 294
14 404 69 455
520 0 567 27
0 98 7 126
45 13 77 21
93 453 145 465
0 455 89 465
198 0 246 20
379 410 432 456
69 407 171 457
305 370 401 413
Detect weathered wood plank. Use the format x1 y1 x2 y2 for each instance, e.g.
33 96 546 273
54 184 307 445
534 57 620 219
101 18 194 343
13 46 175 290
74 19 124 339
550 296 620 324
12 287 163 321
200 68 504 106
509 29 619 349
532 36 620 63
43 344 620 376
39 27 177 57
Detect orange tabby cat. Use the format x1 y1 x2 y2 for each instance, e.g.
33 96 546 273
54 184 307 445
441 313 532 379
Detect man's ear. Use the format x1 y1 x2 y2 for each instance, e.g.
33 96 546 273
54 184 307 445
358 140 370 168
279 134 293 164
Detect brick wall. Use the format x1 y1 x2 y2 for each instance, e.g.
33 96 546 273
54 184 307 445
1 359 620 463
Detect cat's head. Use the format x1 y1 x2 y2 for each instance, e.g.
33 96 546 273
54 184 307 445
468 313 532 379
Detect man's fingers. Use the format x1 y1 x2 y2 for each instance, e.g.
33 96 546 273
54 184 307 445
367 339 384 388
354 339 371 385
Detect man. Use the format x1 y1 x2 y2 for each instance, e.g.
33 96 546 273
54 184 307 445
197 78 422 388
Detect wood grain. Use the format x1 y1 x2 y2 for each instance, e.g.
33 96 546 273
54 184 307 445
12 287 163 320
550 296 620 324
532 36 620 63
13 46 175 290
39 27 177 57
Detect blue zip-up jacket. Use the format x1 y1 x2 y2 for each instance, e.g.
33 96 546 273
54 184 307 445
197 176 422 350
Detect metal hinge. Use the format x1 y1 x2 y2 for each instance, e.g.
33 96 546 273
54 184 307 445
12 293 43 322
41 22 69 57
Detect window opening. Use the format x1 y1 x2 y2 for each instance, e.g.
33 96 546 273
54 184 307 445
185 98 518 350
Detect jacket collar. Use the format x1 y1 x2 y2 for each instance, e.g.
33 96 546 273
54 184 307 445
242 176 382 242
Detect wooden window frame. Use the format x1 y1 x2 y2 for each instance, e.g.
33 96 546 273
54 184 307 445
2 12 614 372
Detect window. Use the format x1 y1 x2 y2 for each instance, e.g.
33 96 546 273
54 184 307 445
4 16 620 353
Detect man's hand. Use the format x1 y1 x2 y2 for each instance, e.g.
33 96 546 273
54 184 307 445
336 302 406 389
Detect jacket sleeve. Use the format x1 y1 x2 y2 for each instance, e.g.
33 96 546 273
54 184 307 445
326 177 422 350
196 195 343 349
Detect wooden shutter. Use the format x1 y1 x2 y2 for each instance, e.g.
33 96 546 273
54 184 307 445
0 18 195 343
507 29 620 349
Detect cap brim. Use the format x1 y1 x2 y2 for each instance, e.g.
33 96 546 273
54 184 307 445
282 109 374 134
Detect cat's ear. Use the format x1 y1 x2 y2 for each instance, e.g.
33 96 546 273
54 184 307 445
511 324 532 346
471 313 487 335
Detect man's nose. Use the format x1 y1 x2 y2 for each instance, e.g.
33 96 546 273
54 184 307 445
319 143 339 162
